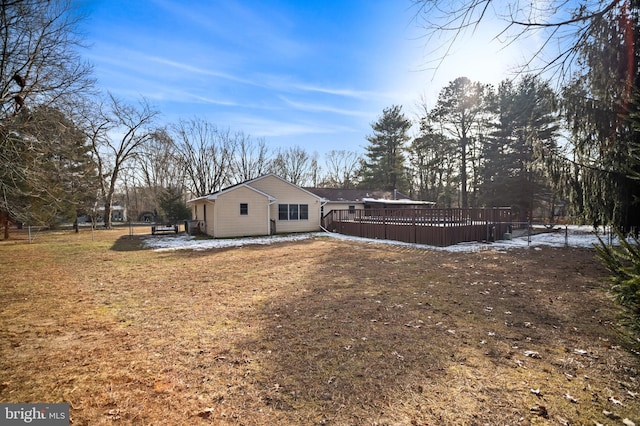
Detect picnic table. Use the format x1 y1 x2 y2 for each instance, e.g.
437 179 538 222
151 224 179 235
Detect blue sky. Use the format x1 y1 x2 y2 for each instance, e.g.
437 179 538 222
77 0 521 157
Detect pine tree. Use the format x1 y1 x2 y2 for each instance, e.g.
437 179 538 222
429 77 489 208
595 230 640 339
559 2 640 232
410 119 458 205
15 106 99 227
360 105 411 192
481 76 560 220
159 186 191 224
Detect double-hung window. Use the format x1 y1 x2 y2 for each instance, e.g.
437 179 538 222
240 203 248 215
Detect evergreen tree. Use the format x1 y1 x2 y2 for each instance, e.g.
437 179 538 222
596 230 640 338
409 119 458 205
360 105 411 192
158 186 191 224
481 76 560 220
479 80 516 209
0 0 94 233
560 2 640 232
429 77 489 208
3 106 98 228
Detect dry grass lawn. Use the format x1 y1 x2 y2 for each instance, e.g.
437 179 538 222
0 227 639 425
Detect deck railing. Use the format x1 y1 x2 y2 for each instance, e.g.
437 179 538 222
323 207 513 247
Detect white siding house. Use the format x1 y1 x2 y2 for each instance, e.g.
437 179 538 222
188 174 325 238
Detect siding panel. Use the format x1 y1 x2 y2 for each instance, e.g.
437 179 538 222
250 176 321 233
214 186 270 238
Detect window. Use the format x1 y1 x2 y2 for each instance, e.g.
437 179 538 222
278 204 309 221
278 204 288 220
289 204 298 220
240 203 248 215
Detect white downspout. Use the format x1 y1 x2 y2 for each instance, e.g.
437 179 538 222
205 199 215 237
268 199 277 235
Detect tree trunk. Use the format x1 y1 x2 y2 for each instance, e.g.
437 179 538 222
1 211 9 240
104 195 113 229
460 136 468 209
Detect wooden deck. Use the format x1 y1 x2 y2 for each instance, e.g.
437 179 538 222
324 207 513 247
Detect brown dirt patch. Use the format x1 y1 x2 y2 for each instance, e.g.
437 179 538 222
0 228 638 425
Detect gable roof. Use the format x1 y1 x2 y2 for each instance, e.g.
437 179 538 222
246 174 325 201
188 174 324 204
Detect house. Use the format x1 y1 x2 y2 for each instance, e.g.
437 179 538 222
95 202 127 223
304 188 435 217
187 174 325 238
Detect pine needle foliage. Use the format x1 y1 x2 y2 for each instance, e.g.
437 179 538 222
595 229 640 339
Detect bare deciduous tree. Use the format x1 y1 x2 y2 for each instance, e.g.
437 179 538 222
0 0 94 117
1 0 94 234
86 94 159 228
230 133 271 184
269 146 317 186
173 118 236 197
322 150 362 188
411 0 624 81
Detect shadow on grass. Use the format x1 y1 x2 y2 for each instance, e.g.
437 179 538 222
225 245 630 425
110 235 149 251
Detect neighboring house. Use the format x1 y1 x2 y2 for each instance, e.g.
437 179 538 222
188 174 325 238
304 188 435 217
95 203 127 222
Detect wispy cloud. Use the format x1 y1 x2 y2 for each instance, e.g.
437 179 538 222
232 115 358 139
279 96 371 118
145 56 256 86
292 84 377 99
82 1 449 156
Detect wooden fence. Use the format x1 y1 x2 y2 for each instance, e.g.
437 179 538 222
323 207 513 247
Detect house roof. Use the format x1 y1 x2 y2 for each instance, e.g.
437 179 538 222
362 198 436 206
304 188 413 203
247 174 325 201
187 182 275 204
187 174 324 204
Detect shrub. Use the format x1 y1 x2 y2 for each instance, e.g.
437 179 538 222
595 229 640 344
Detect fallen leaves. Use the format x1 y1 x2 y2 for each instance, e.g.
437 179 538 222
524 350 541 359
530 405 548 418
3 230 640 425
609 396 624 406
196 407 215 419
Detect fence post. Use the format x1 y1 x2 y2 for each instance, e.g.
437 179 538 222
412 209 416 244
383 208 387 239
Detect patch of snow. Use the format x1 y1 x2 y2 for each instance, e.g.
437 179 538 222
142 233 317 252
141 225 626 253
